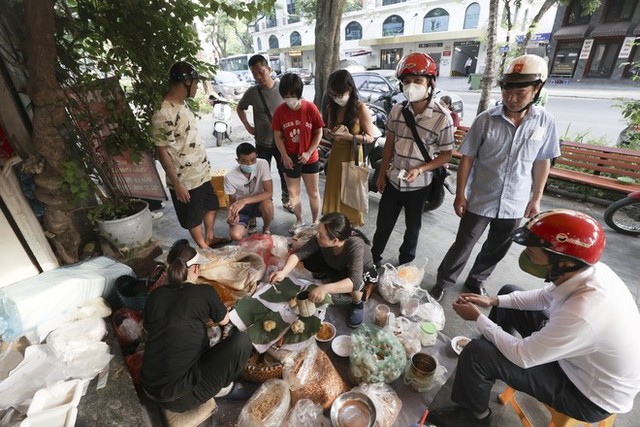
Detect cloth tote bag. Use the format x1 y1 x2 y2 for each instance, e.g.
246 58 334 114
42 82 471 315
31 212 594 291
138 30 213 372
340 139 370 213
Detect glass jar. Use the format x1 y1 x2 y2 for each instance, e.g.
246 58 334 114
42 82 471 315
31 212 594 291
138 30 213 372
404 352 437 392
420 321 437 347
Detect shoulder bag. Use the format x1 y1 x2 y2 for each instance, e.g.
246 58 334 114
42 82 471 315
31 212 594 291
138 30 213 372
400 102 447 204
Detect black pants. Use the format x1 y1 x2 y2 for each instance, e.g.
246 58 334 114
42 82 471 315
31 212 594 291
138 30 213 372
436 212 520 290
451 285 611 423
163 330 252 413
256 144 289 202
302 250 375 292
371 179 429 265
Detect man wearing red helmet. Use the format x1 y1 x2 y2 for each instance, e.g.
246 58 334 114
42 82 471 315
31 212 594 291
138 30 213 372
371 52 454 266
153 61 229 249
427 209 640 426
430 54 560 301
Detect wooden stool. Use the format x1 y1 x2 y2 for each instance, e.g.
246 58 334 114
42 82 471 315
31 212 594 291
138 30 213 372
498 386 617 427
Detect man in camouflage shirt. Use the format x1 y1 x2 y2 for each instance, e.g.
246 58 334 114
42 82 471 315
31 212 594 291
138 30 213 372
153 61 228 249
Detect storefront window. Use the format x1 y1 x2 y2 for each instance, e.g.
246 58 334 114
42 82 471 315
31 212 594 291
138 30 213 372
464 3 480 29
550 42 582 77
586 40 622 78
383 15 404 37
345 21 363 40
381 48 403 69
269 35 279 49
423 8 449 33
603 0 637 22
565 0 590 25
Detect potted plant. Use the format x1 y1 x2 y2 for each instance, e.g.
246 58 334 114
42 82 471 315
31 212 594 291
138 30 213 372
615 98 640 149
88 198 152 250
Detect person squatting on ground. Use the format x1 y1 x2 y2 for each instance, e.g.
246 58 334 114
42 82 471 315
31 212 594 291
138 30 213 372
236 55 294 214
141 242 253 424
371 52 454 266
427 209 640 426
224 143 273 240
272 72 324 234
269 212 377 328
153 61 228 249
430 54 560 302
321 69 377 227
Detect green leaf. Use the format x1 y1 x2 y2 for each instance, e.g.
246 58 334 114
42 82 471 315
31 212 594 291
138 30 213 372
246 311 288 345
234 297 271 327
260 278 300 303
282 315 321 344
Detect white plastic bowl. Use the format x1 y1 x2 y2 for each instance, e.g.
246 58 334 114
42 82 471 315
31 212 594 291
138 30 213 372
331 335 352 357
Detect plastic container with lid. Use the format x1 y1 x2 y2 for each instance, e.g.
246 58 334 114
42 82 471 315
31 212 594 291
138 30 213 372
420 321 437 347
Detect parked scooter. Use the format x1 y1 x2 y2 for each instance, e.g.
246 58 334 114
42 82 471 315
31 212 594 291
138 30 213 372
604 190 640 235
212 97 232 147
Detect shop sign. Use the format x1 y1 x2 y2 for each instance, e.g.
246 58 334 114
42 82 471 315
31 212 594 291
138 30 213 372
619 37 638 59
418 42 443 48
579 39 594 60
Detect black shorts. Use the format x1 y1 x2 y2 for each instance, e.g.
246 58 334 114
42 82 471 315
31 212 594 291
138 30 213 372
284 154 320 178
170 181 219 230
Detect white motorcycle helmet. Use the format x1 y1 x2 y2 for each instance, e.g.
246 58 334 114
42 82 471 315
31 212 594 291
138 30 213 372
501 54 548 85
500 54 548 108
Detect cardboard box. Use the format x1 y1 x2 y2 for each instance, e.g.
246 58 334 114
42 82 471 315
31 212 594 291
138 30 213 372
211 170 228 209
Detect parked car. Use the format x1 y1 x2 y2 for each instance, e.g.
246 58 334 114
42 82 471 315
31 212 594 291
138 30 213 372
211 70 250 102
284 68 313 85
351 70 464 118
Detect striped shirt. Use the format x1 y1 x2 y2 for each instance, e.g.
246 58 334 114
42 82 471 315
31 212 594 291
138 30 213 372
386 100 455 191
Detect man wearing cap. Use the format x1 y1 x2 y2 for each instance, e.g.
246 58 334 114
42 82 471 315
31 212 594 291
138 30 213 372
153 61 229 249
430 54 560 301
427 209 640 426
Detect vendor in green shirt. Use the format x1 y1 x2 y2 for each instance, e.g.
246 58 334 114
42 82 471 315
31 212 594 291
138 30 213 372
269 212 377 328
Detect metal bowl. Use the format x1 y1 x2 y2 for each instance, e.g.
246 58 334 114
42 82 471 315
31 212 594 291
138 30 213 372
330 391 376 427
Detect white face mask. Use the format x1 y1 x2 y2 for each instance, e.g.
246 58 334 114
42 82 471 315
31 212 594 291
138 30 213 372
333 94 350 107
284 97 301 110
403 83 428 103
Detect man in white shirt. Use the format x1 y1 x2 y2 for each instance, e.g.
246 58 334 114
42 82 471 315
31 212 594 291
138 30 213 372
224 143 273 240
428 209 640 426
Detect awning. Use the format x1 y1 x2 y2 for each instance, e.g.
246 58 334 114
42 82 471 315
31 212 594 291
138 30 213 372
590 22 632 38
360 28 485 47
266 44 315 55
344 48 373 57
553 24 589 41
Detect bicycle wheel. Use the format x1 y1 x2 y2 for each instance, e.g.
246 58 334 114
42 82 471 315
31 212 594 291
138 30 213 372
603 198 640 236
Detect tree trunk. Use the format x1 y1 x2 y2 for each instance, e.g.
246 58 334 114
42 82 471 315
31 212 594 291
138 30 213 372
520 0 556 55
313 0 346 108
25 0 82 264
477 0 500 115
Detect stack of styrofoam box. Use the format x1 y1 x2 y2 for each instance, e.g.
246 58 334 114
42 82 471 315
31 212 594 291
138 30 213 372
20 380 84 427
211 169 228 209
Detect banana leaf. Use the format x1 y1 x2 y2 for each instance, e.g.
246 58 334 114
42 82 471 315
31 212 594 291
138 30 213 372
306 284 334 306
259 278 300 303
282 315 322 345
246 311 288 345
234 297 271 327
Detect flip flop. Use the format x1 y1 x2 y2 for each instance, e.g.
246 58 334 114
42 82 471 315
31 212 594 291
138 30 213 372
208 237 231 248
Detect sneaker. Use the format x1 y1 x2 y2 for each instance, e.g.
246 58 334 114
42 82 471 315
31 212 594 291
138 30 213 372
163 398 217 427
348 301 365 328
288 221 305 234
247 218 257 235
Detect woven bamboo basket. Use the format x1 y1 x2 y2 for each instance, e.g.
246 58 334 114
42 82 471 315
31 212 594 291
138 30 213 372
241 352 284 383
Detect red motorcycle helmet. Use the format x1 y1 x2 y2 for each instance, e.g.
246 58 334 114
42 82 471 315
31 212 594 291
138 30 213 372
396 52 438 80
512 209 605 265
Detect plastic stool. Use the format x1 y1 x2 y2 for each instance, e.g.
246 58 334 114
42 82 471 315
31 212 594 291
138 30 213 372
498 386 617 427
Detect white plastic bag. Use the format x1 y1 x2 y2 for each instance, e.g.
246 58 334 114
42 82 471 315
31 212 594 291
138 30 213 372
400 287 445 330
238 378 291 427
351 383 402 427
378 259 426 304
387 316 421 358
283 399 330 427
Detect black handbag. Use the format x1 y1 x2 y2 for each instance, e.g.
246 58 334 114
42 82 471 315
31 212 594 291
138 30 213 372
400 102 447 204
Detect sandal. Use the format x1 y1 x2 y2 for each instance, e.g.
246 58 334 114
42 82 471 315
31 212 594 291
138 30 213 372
282 202 295 214
208 236 231 248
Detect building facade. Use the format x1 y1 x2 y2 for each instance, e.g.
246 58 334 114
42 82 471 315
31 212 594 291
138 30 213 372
250 0 557 77
548 0 640 82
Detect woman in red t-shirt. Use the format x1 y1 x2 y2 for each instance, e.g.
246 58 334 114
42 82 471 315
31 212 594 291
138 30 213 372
272 73 325 234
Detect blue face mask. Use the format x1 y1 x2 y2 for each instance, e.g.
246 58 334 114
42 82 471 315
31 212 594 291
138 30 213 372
239 164 255 174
